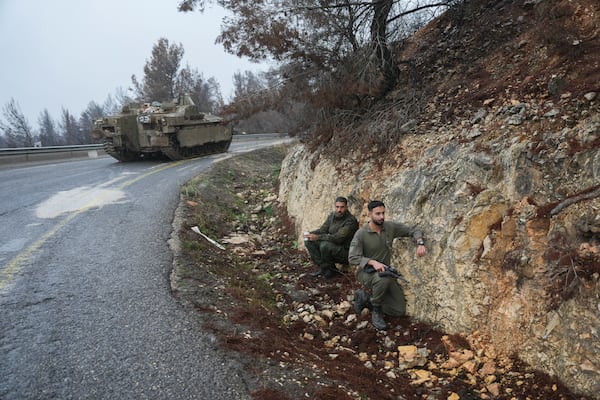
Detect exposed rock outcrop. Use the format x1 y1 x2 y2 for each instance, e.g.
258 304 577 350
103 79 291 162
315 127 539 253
280 93 599 397
279 0 600 394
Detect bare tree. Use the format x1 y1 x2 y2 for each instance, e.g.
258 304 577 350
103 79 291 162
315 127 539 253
59 108 81 145
179 1 449 99
232 71 265 99
0 98 35 147
226 68 307 134
228 70 274 120
101 89 132 116
112 87 135 112
38 109 62 146
176 65 222 112
79 101 105 143
204 77 223 111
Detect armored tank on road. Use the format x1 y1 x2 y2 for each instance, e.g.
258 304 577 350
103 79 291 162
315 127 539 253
93 95 232 161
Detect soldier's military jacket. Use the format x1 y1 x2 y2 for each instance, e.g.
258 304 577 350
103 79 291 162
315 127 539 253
348 221 422 267
311 211 358 249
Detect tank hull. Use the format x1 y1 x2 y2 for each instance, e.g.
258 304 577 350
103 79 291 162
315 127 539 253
93 98 232 161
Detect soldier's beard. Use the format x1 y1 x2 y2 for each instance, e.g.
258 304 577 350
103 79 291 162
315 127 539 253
372 219 384 226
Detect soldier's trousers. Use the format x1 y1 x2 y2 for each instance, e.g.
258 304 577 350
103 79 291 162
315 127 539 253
305 240 348 272
356 269 406 316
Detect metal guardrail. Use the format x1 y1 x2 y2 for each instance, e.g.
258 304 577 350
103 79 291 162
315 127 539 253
0 144 105 165
0 133 290 166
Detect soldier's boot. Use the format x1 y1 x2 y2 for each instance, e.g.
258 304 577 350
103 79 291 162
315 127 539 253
371 306 387 331
322 266 338 279
353 290 372 314
310 267 323 277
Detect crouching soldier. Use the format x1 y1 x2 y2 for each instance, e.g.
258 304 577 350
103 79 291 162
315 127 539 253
349 200 426 330
304 196 358 279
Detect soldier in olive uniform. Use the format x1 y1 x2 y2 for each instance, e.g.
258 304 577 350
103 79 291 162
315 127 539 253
349 200 426 330
304 196 359 279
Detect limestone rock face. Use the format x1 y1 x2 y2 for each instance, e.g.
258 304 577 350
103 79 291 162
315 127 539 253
279 110 600 397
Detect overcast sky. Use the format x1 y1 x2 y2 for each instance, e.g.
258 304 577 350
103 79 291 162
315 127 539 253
0 1 269 125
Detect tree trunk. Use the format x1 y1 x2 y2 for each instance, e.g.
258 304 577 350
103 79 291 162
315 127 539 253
370 0 398 94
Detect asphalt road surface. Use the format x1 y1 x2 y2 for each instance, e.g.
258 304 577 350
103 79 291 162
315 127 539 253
0 137 292 399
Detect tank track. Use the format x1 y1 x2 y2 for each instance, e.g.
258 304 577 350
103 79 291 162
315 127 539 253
103 138 139 162
161 136 231 161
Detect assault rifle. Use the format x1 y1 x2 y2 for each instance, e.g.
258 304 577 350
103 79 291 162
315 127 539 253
364 265 409 285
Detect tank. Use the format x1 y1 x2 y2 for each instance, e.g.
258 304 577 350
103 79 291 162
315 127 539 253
92 95 232 161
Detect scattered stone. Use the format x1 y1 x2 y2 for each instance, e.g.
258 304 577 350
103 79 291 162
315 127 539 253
466 126 483 139
506 114 523 125
313 315 327 328
470 108 488 124
336 300 352 315
324 336 340 348
398 345 418 359
473 153 494 169
384 336 396 349
399 119 417 133
548 75 565 95
410 369 432 385
487 382 501 397
398 345 428 369
357 321 369 329
463 360 478 374
543 108 560 117
479 360 496 376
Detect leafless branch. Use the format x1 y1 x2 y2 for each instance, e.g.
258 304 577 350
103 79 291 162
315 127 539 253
387 1 451 24
550 185 600 216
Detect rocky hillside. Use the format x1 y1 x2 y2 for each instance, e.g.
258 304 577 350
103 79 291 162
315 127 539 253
278 0 599 397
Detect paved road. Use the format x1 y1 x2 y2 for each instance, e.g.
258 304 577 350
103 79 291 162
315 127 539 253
0 138 291 399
